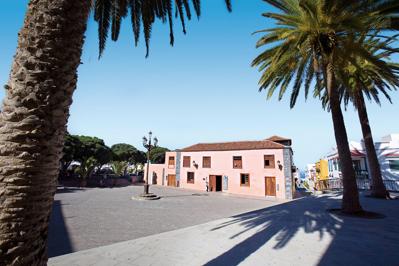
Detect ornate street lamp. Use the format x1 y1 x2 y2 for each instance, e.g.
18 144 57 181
142 131 158 195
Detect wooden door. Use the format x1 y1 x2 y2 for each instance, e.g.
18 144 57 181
265 176 276 196
209 175 216 192
167 175 176 187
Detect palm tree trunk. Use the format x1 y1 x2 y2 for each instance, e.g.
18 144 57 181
355 90 389 198
0 1 91 264
325 60 362 213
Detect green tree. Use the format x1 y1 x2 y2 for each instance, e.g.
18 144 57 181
60 134 113 176
77 135 113 171
150 146 170 164
111 143 137 162
111 161 129 176
0 1 231 263
252 0 398 213
60 133 82 177
133 150 147 164
75 157 98 180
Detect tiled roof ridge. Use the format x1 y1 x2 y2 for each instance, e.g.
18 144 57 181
181 138 287 152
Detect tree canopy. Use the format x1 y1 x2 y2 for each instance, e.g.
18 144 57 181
150 146 170 163
61 135 160 172
111 143 137 161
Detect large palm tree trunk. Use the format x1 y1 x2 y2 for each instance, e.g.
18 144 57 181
355 90 389 198
0 0 91 264
326 61 362 213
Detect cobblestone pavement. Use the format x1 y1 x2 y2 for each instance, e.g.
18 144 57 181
48 185 283 257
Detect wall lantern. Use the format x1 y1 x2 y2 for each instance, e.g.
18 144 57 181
277 160 283 171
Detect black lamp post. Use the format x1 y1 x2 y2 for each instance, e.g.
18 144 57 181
143 131 158 195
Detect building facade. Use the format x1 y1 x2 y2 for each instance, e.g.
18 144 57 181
315 159 329 190
325 134 399 191
326 141 368 180
145 136 295 200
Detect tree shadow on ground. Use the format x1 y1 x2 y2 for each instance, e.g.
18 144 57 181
205 193 398 266
48 200 73 257
160 193 209 199
55 186 87 194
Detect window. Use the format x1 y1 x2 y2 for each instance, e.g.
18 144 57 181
264 155 275 168
389 160 399 171
233 156 242 169
352 160 361 171
168 156 175 168
183 156 191 168
240 173 250 186
203 156 211 168
187 172 195 184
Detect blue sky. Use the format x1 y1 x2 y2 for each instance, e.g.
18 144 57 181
1 0 398 169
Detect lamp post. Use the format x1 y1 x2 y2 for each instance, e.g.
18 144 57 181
143 131 158 195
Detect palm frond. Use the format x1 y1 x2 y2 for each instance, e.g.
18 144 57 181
254 0 399 111
93 0 232 58
94 0 112 58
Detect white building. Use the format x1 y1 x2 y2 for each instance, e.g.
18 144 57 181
376 134 399 185
326 141 368 179
325 134 399 191
305 164 316 181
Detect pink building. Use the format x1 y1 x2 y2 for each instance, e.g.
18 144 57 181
145 136 295 200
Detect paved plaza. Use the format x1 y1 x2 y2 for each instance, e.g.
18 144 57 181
49 190 399 266
48 185 283 257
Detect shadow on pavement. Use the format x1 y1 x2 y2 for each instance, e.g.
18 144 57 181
55 186 87 194
205 193 398 266
48 200 73 258
160 193 210 199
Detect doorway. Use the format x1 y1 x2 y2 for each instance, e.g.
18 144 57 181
265 176 276 196
209 175 222 192
152 172 157 185
167 175 176 187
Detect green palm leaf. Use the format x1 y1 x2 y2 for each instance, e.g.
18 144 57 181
93 0 232 58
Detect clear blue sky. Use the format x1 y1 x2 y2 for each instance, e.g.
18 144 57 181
1 0 398 169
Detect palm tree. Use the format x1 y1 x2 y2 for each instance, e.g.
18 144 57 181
0 0 231 264
252 0 398 213
317 34 399 198
111 160 128 176
75 157 99 186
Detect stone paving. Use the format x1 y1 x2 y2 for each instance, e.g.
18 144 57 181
49 191 399 266
48 185 284 257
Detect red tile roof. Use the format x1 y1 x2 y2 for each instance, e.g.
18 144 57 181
265 135 292 142
181 139 286 152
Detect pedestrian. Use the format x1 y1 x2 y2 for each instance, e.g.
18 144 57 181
204 177 209 192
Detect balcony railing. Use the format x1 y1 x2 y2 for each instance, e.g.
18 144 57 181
327 178 399 192
354 170 369 179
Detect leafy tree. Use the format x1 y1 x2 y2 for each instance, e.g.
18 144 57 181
60 133 82 177
111 143 137 162
150 147 170 164
60 134 113 176
75 157 98 180
76 135 113 169
252 0 398 213
133 150 147 164
0 1 231 263
111 161 129 176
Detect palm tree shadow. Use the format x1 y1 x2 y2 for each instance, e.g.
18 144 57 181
48 200 74 257
205 192 398 266
205 194 343 266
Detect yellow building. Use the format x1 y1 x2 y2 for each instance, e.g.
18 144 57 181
315 159 329 190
